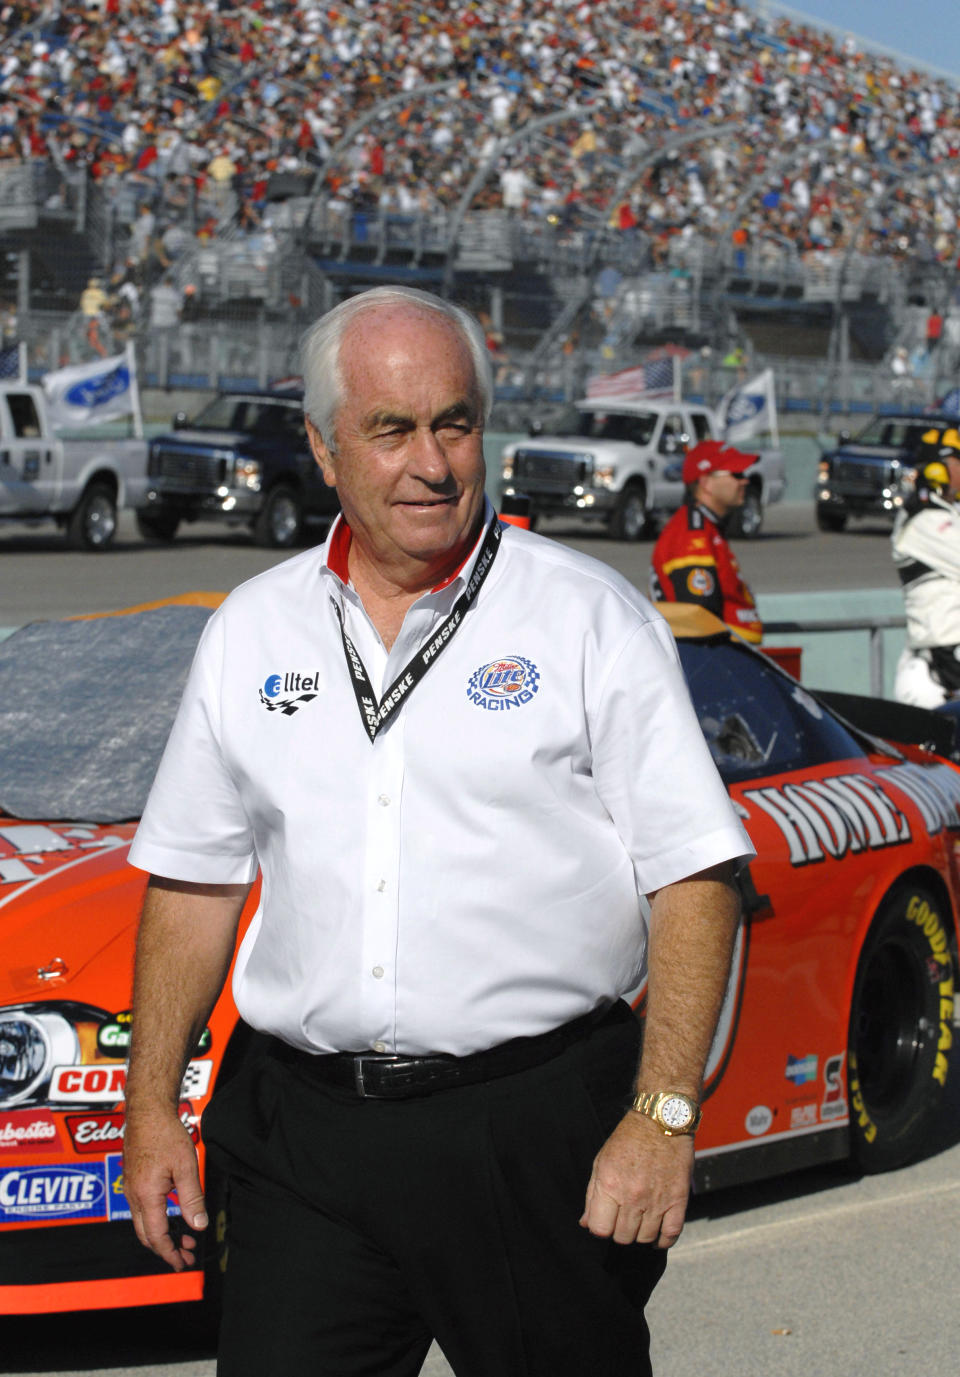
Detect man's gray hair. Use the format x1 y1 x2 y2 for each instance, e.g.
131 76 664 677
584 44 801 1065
299 287 495 449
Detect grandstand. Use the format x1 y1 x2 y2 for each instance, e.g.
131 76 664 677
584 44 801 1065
2 0 959 420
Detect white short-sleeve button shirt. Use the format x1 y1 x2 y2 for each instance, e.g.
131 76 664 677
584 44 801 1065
130 509 753 1056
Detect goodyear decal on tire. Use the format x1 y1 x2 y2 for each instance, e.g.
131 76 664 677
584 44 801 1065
905 893 954 1087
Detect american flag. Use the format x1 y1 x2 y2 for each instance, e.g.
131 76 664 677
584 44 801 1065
0 343 22 380
586 354 676 400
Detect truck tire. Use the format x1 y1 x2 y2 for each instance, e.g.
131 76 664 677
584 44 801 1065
729 485 763 538
65 482 118 551
136 511 180 543
253 484 303 548
816 508 847 533
847 883 955 1173
609 483 649 541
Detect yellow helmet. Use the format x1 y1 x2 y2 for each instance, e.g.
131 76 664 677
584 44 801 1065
922 427 942 446
922 459 951 489
940 428 960 453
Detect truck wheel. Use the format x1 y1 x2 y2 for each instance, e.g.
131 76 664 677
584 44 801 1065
816 508 847 533
729 486 763 538
847 884 955 1173
136 511 180 543
609 484 649 541
253 485 303 548
66 482 118 551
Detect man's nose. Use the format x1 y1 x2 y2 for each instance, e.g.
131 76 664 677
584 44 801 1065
409 427 455 485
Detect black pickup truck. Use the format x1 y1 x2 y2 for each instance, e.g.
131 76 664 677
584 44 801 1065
137 388 339 546
815 409 958 532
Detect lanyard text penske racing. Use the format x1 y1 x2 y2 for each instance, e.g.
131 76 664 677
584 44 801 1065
332 515 502 743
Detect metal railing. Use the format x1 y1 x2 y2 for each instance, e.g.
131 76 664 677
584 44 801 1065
765 615 906 697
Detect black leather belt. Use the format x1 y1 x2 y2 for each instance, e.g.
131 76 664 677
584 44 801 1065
267 1001 631 1099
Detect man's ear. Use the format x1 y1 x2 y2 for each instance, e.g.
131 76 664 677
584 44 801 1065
305 417 337 488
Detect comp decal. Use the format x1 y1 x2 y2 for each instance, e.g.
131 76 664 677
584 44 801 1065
258 669 321 716
48 1059 212 1104
0 1163 106 1222
467 656 540 712
741 773 910 867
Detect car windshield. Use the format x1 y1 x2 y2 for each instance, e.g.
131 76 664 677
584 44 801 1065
0 605 215 822
852 416 934 451
187 395 299 433
580 410 658 444
676 637 867 784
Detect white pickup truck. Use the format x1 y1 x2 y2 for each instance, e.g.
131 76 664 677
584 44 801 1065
500 397 786 539
0 383 149 549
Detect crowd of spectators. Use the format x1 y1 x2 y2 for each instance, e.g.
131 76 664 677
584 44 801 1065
1 0 960 291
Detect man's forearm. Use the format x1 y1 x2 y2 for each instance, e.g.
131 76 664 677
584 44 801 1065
126 876 250 1113
637 862 741 1097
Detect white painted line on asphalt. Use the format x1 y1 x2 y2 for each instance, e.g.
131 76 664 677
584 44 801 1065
671 1178 960 1260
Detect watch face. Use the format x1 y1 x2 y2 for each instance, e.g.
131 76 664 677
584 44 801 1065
659 1095 694 1130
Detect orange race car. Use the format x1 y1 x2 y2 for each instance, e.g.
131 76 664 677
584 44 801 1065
1 597 958 1316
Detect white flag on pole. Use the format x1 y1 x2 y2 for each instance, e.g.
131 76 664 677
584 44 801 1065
718 368 779 447
42 351 136 429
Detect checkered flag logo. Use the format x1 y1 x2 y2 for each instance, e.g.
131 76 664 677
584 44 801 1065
258 688 317 716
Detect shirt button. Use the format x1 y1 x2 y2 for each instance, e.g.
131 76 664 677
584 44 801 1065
373 1040 387 1053
372 965 384 979
377 794 390 806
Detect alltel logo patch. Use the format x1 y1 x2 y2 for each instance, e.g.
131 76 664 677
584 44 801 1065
467 656 540 712
258 669 321 716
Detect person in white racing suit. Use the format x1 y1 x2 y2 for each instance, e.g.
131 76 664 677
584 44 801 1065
892 429 960 707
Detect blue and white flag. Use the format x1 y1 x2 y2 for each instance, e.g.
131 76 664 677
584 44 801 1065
939 387 960 417
718 368 779 447
42 351 136 428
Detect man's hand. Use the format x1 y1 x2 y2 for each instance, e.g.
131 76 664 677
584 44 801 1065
123 1108 208 1271
579 1111 694 1249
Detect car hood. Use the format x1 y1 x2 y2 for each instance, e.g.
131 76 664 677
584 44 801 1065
153 428 247 448
0 820 141 1000
513 437 642 460
825 444 901 460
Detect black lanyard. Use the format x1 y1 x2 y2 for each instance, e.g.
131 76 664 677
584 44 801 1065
332 515 502 743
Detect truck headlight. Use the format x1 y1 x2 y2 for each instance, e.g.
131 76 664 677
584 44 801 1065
0 1009 79 1108
817 460 831 485
501 457 515 481
234 458 262 491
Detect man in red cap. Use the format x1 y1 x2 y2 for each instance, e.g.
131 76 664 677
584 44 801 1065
651 440 763 643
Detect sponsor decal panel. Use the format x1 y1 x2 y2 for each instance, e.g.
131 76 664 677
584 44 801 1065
95 1011 210 1059
0 1109 61 1153
105 1152 181 1222
49 1060 212 1104
820 1054 848 1122
790 1104 818 1129
745 1104 774 1137
0 1163 106 1222
467 656 540 713
785 1053 818 1086
0 823 126 887
742 774 911 867
66 1103 199 1155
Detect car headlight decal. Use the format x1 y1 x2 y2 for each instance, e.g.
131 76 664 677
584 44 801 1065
0 1010 79 1109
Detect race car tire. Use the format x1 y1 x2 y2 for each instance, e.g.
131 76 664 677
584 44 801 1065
609 482 649 541
65 482 118 551
729 485 763 538
847 882 955 1173
816 508 847 533
253 484 303 548
136 510 180 542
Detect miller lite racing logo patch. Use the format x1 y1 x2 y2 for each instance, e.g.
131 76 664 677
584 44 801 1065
468 656 540 712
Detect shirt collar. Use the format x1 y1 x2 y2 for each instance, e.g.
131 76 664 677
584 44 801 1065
321 498 496 596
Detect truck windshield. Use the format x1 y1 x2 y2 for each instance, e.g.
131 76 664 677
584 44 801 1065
854 416 931 450
579 411 658 444
188 395 299 434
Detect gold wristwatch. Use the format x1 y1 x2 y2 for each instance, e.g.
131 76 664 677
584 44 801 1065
630 1089 701 1136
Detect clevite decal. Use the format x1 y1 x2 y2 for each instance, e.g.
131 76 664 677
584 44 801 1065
742 773 911 866
467 656 540 712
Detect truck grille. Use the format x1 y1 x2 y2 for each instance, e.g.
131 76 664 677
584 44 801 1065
831 456 896 495
513 448 590 491
152 447 227 487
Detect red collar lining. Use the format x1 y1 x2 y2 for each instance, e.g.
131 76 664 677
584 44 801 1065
326 516 483 593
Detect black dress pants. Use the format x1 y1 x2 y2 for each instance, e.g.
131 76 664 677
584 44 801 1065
202 1005 667 1377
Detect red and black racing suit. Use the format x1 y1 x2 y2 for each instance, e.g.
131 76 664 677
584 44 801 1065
651 501 763 643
